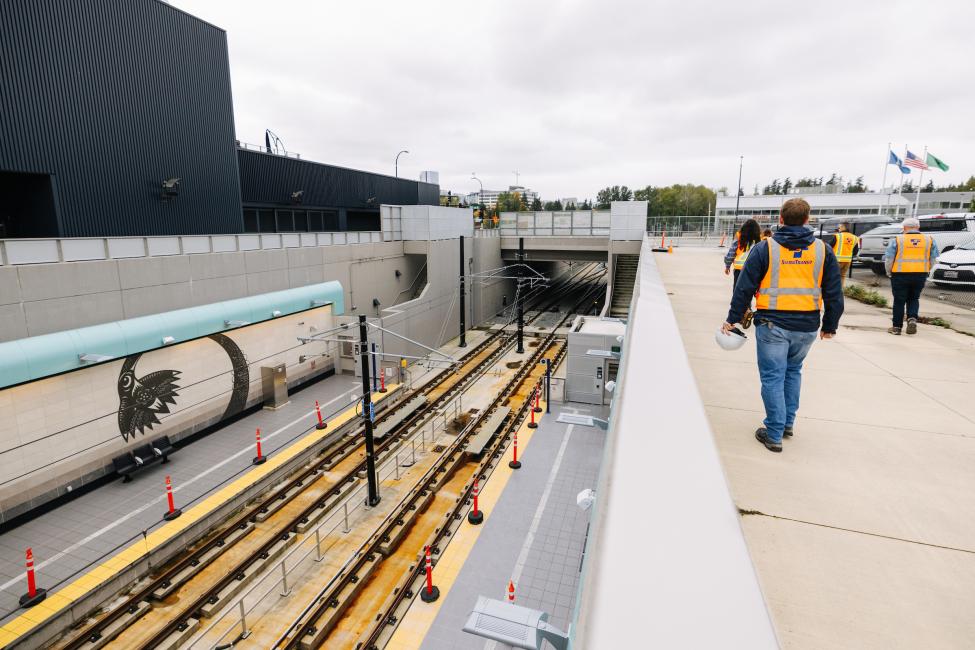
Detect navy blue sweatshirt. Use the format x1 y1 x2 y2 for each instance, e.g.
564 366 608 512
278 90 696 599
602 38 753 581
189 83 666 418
726 226 844 333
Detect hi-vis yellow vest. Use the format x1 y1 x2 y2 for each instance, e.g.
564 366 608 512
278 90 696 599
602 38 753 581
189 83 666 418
892 233 932 273
732 242 754 270
833 231 858 263
756 239 825 311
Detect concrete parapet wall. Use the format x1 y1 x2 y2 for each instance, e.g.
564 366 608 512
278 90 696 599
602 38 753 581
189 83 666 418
573 235 777 648
0 239 423 342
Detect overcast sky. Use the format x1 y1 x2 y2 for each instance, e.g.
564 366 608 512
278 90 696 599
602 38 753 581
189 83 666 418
174 0 974 201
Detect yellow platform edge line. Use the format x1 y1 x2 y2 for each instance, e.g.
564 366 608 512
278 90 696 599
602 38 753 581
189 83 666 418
387 400 548 650
0 386 400 643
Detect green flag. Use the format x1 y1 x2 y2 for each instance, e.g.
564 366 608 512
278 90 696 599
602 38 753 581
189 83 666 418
926 152 949 172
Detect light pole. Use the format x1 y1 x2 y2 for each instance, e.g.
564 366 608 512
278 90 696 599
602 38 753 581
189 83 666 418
734 155 743 226
395 150 409 178
513 171 520 186
471 173 484 222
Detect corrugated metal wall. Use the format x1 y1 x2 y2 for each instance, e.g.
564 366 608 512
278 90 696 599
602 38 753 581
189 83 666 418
237 149 439 212
0 0 243 237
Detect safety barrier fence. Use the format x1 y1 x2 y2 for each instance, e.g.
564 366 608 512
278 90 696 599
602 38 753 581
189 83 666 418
0 231 384 266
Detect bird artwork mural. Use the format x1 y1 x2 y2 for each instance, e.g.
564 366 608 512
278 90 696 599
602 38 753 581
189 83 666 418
117 356 181 442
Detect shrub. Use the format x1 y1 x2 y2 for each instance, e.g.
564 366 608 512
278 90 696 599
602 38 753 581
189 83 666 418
844 284 889 308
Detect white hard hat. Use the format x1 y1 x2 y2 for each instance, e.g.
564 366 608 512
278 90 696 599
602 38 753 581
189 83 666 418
715 326 748 351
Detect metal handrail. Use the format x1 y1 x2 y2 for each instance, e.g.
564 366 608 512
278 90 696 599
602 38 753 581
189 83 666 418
394 262 427 304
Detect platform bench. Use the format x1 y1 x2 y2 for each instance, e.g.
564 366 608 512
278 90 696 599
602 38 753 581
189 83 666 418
112 435 175 482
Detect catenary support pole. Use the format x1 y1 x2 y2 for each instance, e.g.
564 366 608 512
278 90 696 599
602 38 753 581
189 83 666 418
359 315 381 506
459 234 466 347
517 237 525 354
545 358 551 413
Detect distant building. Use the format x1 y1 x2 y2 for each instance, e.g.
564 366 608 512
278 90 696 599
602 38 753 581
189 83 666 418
715 190 974 226
467 185 539 208
560 197 579 208
419 171 440 185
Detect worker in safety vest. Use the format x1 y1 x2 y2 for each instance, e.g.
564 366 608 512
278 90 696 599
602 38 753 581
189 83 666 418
884 217 939 336
723 218 762 289
831 221 859 286
722 198 844 453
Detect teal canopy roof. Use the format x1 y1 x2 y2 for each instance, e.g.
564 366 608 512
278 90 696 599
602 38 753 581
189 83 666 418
0 281 344 389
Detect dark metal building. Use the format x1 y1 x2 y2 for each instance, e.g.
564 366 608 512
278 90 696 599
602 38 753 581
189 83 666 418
238 150 439 232
0 0 439 239
0 0 243 238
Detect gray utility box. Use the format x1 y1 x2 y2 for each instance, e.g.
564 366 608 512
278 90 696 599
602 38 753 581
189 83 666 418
262 363 290 410
565 317 626 405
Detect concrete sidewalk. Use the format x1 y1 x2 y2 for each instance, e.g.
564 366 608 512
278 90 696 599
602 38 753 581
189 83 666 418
656 248 975 650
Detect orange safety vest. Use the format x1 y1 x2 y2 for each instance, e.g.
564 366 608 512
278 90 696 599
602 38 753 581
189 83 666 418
892 233 932 273
732 242 754 270
832 231 858 263
756 239 825 311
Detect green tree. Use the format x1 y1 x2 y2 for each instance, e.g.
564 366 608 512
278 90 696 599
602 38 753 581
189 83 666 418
845 176 867 193
530 196 543 210
595 185 633 208
495 192 523 212
580 199 592 209
543 200 563 210
781 177 793 194
921 180 935 193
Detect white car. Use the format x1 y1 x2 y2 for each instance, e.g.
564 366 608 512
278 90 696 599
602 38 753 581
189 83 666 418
930 236 975 287
858 213 975 275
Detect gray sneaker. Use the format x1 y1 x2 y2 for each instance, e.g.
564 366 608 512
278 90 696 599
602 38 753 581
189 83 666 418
888 326 902 335
755 428 782 453
783 426 794 438
906 318 917 335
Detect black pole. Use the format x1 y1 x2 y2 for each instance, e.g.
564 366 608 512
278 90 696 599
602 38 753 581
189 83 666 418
516 237 525 354
734 155 743 222
545 358 551 413
459 235 466 347
358 315 380 506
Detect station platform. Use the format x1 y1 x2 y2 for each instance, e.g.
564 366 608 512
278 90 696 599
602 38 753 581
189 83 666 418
0 330 489 638
655 248 975 648
388 400 608 650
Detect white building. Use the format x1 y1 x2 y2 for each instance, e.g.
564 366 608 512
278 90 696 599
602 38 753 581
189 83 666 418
715 190 973 226
466 185 539 208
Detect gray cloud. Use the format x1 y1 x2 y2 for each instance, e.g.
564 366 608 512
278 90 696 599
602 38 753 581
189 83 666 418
175 0 975 201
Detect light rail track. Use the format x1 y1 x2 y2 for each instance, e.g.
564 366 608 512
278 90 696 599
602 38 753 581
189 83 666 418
51 264 604 650
272 283 602 650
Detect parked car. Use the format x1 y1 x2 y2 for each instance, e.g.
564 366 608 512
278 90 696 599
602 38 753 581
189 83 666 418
930 236 975 288
858 214 975 275
817 216 896 238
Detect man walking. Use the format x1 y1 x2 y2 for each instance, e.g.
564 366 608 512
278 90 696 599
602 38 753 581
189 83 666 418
832 221 858 287
885 217 938 335
721 198 844 453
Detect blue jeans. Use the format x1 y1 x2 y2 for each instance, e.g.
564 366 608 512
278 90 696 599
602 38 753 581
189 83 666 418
755 322 817 443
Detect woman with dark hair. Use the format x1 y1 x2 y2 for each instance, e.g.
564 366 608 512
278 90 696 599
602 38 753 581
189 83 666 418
724 219 762 287
723 218 762 328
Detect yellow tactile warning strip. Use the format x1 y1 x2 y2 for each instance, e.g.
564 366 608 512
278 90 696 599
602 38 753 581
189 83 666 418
386 398 547 650
0 386 401 647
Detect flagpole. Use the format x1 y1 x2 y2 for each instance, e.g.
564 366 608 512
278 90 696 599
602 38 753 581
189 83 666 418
880 142 891 216
912 145 927 218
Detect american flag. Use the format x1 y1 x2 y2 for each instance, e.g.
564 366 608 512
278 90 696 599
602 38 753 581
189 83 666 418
904 150 929 170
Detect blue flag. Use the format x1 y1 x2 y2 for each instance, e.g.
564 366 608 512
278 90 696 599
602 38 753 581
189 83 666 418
889 150 911 174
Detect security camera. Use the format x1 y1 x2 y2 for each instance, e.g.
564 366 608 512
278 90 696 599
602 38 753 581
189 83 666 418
604 380 616 393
